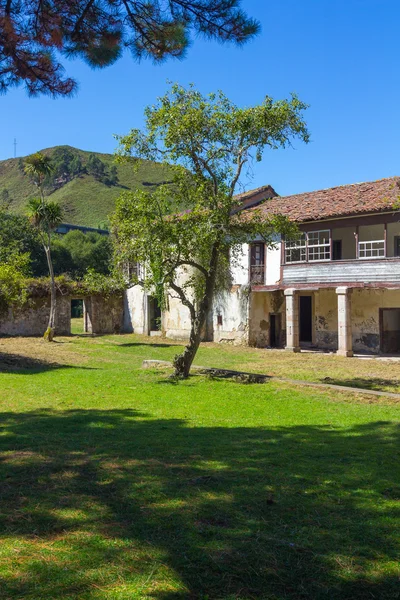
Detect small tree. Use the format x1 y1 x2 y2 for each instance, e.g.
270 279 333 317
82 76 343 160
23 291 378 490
113 84 309 378
25 153 63 341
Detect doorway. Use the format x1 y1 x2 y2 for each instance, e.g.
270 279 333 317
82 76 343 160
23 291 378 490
148 297 162 333
380 308 400 353
299 295 312 343
269 313 281 348
71 299 84 335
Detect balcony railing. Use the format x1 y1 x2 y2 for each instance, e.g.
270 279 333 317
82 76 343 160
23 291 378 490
250 265 265 284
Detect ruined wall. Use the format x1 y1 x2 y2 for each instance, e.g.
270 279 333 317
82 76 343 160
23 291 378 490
213 285 251 345
85 295 124 335
123 286 147 334
351 288 400 352
314 288 338 350
163 293 192 341
0 295 71 336
311 288 400 354
248 290 285 347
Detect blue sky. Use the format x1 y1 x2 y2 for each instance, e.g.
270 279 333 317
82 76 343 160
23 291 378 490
1 0 399 197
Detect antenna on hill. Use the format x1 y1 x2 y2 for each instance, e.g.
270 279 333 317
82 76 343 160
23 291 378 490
13 138 17 158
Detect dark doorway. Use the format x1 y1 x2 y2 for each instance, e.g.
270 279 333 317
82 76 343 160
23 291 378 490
332 240 342 260
299 295 312 343
380 308 400 353
149 297 162 332
269 314 281 348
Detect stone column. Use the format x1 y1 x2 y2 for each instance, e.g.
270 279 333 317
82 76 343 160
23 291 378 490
284 288 300 352
336 287 353 357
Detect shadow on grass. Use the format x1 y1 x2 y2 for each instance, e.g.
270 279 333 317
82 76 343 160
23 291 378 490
0 353 95 374
320 376 400 392
117 342 181 349
0 410 399 598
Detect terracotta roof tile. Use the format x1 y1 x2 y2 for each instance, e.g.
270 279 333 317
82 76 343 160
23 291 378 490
245 177 400 222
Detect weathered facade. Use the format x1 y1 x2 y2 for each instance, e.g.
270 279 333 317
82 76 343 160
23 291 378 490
0 294 124 336
124 177 400 355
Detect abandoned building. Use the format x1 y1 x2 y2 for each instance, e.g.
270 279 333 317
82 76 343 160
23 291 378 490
124 176 400 356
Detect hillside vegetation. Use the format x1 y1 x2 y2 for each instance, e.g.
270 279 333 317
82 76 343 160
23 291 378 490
0 146 173 228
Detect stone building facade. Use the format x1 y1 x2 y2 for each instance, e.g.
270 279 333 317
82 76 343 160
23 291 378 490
124 177 400 356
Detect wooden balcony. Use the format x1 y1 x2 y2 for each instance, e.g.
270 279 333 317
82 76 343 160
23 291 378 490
282 257 400 285
250 265 265 285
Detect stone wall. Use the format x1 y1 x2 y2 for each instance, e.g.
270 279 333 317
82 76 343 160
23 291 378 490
84 294 124 334
248 290 285 347
0 295 71 336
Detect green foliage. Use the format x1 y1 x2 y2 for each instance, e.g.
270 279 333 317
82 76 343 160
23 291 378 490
0 253 30 315
27 197 63 234
0 1 259 96
82 268 126 297
0 211 47 276
53 230 113 278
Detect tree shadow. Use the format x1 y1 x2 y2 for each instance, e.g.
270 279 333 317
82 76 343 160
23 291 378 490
0 409 399 598
117 342 180 349
0 353 95 374
320 376 400 393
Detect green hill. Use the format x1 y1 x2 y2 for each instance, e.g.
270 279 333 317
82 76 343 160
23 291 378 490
0 146 173 228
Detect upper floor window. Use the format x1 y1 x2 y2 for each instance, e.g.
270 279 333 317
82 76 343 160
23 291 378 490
358 240 385 258
285 230 331 263
250 242 265 284
285 234 306 263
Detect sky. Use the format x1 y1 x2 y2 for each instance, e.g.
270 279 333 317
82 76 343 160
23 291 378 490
1 0 400 197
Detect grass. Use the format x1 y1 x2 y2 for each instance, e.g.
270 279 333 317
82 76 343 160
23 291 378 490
0 333 399 599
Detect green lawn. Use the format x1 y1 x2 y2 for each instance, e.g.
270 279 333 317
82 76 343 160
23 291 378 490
0 334 399 599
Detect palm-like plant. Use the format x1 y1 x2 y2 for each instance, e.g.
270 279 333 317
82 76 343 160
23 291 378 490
25 154 63 341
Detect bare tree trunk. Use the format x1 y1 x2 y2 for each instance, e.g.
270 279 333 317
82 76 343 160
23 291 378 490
173 243 219 378
44 244 56 342
173 302 208 378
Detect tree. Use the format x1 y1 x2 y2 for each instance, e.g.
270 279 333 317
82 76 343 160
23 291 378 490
25 153 63 341
0 210 47 275
54 230 113 277
112 83 309 378
108 164 119 186
86 154 106 180
0 1 259 97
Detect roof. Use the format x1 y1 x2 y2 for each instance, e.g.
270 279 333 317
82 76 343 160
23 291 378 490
247 177 400 222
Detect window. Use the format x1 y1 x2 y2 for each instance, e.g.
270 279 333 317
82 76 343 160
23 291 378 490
285 230 330 263
307 230 330 261
250 243 265 284
358 240 385 258
285 234 306 263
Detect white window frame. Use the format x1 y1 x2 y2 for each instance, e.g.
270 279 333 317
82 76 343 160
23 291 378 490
285 230 331 264
285 233 307 263
307 230 331 262
358 240 385 259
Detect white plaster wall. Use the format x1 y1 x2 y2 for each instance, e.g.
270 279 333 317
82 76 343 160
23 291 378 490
266 238 281 284
123 285 147 334
213 286 250 344
231 244 249 285
163 293 192 340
